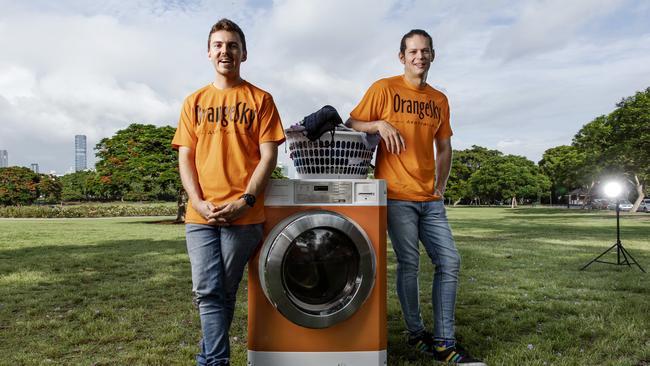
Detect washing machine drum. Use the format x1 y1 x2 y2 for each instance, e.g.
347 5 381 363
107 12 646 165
259 210 376 329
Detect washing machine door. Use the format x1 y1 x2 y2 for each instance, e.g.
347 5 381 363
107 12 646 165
259 210 376 329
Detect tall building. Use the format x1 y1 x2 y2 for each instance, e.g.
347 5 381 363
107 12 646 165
75 135 87 172
0 150 7 168
30 163 39 174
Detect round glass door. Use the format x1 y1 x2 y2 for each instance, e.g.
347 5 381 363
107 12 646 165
283 227 360 313
259 211 375 329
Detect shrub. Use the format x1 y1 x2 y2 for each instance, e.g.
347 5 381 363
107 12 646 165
0 204 176 218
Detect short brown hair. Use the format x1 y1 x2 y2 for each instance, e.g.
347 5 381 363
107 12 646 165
400 29 433 54
207 18 247 53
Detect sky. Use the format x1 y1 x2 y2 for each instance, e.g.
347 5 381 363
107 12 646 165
1 0 649 175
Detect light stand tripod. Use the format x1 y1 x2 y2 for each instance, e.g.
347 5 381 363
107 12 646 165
581 199 646 272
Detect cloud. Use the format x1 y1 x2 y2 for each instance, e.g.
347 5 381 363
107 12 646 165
0 65 36 100
1 0 649 174
0 65 178 171
0 8 195 172
485 0 625 61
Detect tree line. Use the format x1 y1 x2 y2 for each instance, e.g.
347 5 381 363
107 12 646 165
0 125 181 205
541 87 649 211
446 87 649 210
0 124 285 216
1 87 647 211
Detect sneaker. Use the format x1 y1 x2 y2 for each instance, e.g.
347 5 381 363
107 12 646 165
407 330 437 354
407 331 487 365
434 343 487 366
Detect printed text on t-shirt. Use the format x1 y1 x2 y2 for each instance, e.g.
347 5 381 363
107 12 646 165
194 104 257 130
393 93 441 120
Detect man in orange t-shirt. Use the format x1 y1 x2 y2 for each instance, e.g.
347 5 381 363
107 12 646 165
172 19 284 366
347 30 485 365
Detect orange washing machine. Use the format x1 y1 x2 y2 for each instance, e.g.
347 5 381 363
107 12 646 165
248 179 387 365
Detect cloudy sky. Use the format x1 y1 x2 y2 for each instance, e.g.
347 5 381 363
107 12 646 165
1 0 649 175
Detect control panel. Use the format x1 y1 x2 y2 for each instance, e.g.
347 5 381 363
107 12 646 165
265 179 386 206
295 181 352 204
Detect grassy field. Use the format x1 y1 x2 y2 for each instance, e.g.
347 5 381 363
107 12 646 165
1 208 649 365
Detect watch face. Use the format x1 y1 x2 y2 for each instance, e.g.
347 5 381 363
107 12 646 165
243 194 256 207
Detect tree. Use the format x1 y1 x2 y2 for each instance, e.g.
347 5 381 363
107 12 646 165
37 174 62 203
60 171 100 201
606 88 650 210
538 145 586 204
469 155 551 207
573 115 614 178
0 167 40 205
95 124 181 202
271 166 288 179
446 145 502 205
366 165 375 179
572 87 650 211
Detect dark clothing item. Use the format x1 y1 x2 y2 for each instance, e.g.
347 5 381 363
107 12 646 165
302 105 343 140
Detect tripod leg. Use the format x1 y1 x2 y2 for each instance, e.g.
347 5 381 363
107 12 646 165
580 243 618 271
617 244 631 266
619 245 647 273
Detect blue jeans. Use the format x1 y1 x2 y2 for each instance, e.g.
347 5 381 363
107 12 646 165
387 199 460 341
185 224 264 366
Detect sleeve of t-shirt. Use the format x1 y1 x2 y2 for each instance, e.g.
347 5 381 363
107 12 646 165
349 81 386 122
258 94 285 145
171 96 197 149
434 95 453 139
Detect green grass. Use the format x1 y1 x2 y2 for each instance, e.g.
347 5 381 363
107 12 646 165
1 208 649 365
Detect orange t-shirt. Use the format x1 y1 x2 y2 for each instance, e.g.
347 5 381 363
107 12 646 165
350 75 452 201
172 81 285 224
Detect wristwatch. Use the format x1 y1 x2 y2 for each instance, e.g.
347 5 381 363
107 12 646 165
239 193 256 207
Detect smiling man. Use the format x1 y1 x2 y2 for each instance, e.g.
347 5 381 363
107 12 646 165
172 19 285 366
347 29 486 365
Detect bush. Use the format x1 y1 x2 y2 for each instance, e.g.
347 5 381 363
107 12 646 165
0 204 176 218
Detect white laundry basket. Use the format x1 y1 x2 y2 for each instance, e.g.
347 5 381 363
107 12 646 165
287 130 375 179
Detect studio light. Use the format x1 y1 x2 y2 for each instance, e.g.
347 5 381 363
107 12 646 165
603 182 622 198
581 181 645 272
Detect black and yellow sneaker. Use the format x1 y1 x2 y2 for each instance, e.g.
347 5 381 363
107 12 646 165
433 343 486 365
407 331 487 365
407 331 434 353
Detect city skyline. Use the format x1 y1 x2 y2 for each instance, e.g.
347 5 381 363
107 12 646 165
1 1 649 174
0 135 92 175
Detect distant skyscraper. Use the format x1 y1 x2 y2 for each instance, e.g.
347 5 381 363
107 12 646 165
75 135 87 172
30 163 39 174
0 150 7 168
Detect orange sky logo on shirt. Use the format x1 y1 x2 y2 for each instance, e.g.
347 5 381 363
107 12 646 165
194 103 257 130
392 92 442 121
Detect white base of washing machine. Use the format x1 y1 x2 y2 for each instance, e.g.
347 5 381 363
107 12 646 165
247 350 387 365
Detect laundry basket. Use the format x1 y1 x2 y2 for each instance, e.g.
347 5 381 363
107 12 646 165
287 130 375 179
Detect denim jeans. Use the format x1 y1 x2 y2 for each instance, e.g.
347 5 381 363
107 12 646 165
387 199 460 341
185 223 264 366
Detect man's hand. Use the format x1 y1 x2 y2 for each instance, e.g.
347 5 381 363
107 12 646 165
376 120 406 154
434 188 445 198
209 199 249 225
193 199 217 221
